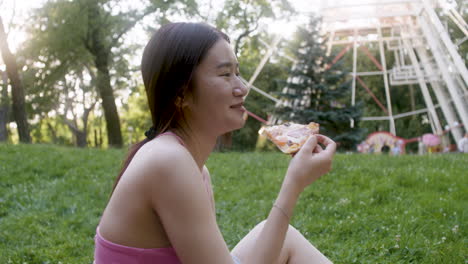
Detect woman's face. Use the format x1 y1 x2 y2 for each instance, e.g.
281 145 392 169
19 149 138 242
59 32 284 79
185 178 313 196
184 39 249 135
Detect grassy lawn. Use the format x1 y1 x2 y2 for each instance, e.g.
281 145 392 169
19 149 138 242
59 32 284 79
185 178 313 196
0 143 466 263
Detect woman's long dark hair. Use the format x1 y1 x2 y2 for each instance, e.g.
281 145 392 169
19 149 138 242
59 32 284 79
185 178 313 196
111 23 229 195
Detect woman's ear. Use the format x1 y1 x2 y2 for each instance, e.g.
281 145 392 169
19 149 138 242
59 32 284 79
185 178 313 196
175 93 194 110
181 88 195 109
175 96 184 108
182 95 193 108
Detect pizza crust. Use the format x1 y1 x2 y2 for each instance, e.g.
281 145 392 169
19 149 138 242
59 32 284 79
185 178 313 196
261 122 320 154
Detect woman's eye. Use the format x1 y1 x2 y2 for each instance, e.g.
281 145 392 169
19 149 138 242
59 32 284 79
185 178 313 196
221 73 231 77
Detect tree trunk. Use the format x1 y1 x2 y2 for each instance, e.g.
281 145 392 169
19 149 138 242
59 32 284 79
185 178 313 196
63 119 87 148
95 54 122 147
62 100 95 148
0 70 9 141
94 129 98 147
76 130 87 148
46 121 58 144
99 126 103 147
0 17 31 143
87 6 123 148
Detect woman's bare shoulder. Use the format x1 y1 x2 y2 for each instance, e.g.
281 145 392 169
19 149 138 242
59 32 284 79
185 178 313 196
129 138 199 184
137 137 188 160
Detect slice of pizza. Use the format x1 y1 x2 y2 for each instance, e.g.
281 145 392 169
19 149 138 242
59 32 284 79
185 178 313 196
261 122 320 154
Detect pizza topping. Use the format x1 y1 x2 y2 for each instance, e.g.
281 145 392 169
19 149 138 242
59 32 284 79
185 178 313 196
276 135 288 142
286 127 308 138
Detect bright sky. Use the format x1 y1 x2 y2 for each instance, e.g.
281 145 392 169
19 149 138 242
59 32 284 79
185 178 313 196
0 0 47 53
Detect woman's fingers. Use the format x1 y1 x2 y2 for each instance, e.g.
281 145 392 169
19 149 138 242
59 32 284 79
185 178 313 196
316 134 333 145
316 134 337 154
313 144 323 153
291 135 333 157
299 135 318 154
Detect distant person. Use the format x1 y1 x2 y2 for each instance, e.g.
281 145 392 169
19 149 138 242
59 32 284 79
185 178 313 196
458 133 468 153
395 140 404 155
392 144 401 155
93 22 335 264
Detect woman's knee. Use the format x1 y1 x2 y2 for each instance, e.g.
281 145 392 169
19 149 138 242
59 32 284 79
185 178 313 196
232 220 301 264
253 221 330 263
256 219 267 228
255 219 301 245
256 219 296 231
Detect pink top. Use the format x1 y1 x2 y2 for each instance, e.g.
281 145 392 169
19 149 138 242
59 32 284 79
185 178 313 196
95 228 181 264
94 132 213 264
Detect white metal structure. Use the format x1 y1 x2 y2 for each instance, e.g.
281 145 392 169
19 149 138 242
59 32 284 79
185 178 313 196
319 0 468 143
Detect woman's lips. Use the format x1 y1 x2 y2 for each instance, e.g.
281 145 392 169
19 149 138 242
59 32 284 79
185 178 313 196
230 103 246 111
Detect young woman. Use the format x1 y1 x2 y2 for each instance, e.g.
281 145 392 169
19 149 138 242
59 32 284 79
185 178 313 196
94 22 336 264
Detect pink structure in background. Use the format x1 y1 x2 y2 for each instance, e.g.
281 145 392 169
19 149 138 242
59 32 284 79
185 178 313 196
357 131 413 154
421 133 441 146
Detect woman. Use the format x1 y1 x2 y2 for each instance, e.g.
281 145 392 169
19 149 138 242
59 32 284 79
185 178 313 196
94 22 336 264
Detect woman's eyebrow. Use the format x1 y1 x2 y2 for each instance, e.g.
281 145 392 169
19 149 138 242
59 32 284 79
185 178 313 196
216 62 239 69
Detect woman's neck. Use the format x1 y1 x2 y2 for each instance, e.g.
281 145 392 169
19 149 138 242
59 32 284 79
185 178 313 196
170 127 218 171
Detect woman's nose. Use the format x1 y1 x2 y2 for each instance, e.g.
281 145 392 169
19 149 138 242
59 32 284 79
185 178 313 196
233 78 249 97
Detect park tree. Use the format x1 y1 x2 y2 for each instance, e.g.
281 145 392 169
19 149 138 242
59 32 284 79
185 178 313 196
0 17 31 143
59 68 98 147
274 17 364 150
215 0 294 57
22 0 198 147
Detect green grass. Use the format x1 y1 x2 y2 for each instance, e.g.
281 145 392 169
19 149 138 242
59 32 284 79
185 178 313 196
0 143 466 263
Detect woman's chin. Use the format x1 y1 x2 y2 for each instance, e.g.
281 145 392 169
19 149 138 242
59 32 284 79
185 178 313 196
235 118 247 130
223 119 246 134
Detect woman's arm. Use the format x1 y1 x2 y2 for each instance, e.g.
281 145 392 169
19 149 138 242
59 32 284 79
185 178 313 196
143 135 334 264
203 165 216 213
145 146 235 264
246 135 336 264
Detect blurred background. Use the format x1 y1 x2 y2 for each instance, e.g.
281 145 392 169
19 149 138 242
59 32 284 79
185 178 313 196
0 0 466 153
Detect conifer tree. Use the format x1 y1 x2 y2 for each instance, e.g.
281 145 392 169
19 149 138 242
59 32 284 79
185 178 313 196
274 17 363 150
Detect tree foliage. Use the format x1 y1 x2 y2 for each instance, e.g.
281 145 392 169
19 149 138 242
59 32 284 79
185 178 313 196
20 0 198 147
274 17 364 151
215 0 294 56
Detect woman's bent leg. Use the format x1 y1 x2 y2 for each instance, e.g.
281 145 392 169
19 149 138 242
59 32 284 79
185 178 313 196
231 221 289 264
286 224 332 264
231 221 332 264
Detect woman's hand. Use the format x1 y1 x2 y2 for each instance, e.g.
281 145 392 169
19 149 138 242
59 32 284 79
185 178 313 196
284 134 337 191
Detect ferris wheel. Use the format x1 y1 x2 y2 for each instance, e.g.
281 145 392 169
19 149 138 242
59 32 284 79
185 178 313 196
243 0 467 146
